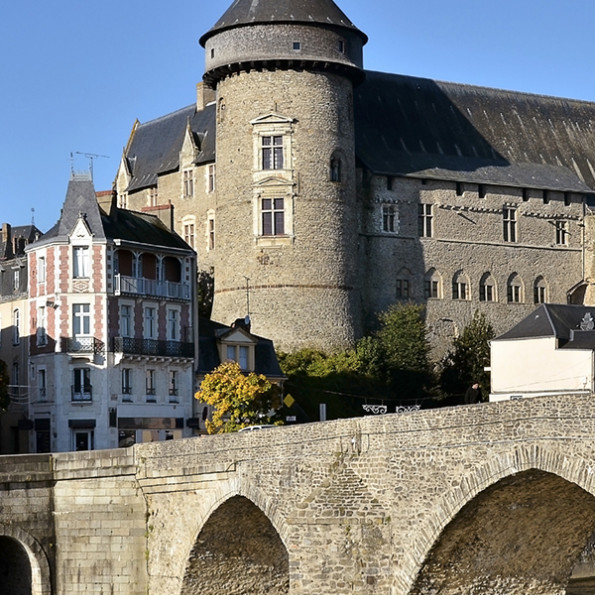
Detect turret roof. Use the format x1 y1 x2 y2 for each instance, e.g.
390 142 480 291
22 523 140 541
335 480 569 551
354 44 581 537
200 0 367 46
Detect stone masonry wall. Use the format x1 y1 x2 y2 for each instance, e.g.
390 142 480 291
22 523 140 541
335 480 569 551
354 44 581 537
0 395 593 593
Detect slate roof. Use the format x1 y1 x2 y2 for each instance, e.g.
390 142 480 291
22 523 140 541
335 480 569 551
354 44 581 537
199 0 367 46
31 176 191 252
354 71 595 192
495 304 595 350
122 71 595 195
0 224 42 260
125 104 215 193
197 317 285 378
41 175 106 242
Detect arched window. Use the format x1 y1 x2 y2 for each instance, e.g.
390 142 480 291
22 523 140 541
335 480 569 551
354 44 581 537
534 276 547 304
479 273 497 302
424 268 442 299
330 156 342 182
452 271 470 300
507 273 524 303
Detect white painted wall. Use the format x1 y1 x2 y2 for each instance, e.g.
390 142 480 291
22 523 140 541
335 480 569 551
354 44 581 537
490 336 594 401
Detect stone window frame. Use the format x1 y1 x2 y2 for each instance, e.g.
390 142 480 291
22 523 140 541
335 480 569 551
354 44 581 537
251 114 294 178
182 169 194 199
253 184 294 246
147 186 158 207
381 203 399 234
534 276 547 304
206 164 216 193
503 207 517 243
219 340 256 372
479 272 497 302
206 211 216 252
182 216 196 250
555 220 568 246
418 204 433 238
507 273 524 303
452 270 471 301
424 268 442 299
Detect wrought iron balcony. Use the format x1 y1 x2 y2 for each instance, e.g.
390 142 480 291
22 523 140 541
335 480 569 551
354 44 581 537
61 336 105 354
114 274 191 300
113 336 194 358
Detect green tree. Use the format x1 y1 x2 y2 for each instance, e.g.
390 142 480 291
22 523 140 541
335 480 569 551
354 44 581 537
440 310 495 400
374 302 435 401
195 361 280 434
0 359 8 412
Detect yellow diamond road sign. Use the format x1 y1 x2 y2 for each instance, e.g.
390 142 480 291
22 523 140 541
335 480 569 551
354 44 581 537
284 394 295 408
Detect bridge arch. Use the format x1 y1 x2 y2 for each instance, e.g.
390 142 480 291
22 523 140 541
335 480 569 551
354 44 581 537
402 446 595 594
179 484 289 595
0 525 51 594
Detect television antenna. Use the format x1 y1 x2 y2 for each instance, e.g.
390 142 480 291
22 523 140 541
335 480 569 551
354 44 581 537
70 151 109 180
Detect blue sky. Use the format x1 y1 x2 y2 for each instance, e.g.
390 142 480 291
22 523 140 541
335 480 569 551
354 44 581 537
2 0 595 233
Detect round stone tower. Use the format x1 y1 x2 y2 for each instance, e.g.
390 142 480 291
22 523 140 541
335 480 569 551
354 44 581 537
200 0 367 352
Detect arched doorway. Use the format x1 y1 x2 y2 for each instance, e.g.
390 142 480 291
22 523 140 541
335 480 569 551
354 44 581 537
180 495 289 594
410 470 595 594
0 535 33 594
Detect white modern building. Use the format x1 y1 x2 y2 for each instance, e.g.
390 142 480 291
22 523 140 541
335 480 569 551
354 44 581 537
490 304 595 401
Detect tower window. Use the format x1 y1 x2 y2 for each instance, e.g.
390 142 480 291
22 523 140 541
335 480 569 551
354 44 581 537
261 136 284 170
330 157 341 182
293 42 301 51
262 198 285 236
338 40 345 53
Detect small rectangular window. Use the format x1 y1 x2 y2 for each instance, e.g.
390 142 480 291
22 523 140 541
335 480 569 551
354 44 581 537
207 164 216 193
503 208 517 243
555 220 568 245
478 184 486 198
183 170 194 198
122 368 132 395
418 204 433 238
382 205 397 233
293 41 301 51
262 136 284 170
73 246 90 278
262 198 285 236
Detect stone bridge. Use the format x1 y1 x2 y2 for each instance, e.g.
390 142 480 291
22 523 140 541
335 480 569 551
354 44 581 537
1 394 594 594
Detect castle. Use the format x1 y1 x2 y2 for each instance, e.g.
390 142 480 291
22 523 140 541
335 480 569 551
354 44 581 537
115 0 595 356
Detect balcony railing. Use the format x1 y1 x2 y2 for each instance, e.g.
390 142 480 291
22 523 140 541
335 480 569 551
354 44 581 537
61 336 105 354
72 385 92 402
113 336 194 358
114 274 190 300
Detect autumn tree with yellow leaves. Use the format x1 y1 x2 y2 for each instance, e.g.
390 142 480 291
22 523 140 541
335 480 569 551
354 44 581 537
195 361 281 434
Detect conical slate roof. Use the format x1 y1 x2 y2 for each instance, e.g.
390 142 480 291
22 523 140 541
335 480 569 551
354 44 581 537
200 0 367 46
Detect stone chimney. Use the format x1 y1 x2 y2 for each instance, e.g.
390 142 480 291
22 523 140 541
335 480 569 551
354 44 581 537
1 223 13 258
196 82 216 111
96 190 116 216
